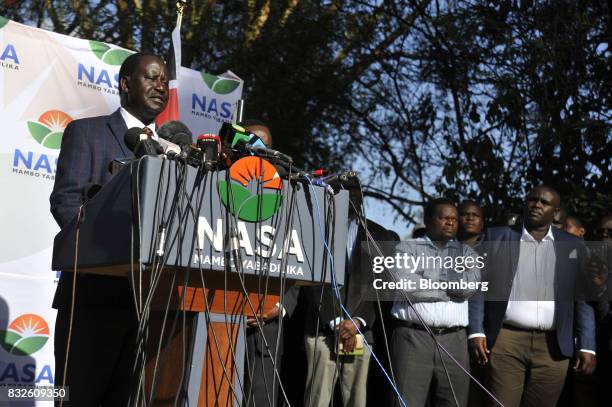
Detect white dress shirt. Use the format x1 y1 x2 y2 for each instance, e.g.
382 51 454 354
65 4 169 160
504 226 556 330
120 107 157 139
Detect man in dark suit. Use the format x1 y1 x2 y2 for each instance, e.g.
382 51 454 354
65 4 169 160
468 185 596 407
50 52 168 406
302 189 395 407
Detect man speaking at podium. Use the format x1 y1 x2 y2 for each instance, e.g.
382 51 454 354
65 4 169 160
50 53 169 406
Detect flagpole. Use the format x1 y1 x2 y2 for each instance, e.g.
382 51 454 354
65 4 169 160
176 0 186 28
155 0 186 127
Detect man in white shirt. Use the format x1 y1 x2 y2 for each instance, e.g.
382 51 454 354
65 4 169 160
468 186 596 407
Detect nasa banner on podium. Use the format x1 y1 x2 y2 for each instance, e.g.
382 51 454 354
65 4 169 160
0 16 242 403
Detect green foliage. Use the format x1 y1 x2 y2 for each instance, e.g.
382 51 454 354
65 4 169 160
1 1 609 232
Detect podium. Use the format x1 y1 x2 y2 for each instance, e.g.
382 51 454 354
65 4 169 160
52 156 349 406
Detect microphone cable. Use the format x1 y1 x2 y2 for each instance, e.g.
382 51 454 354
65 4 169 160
59 203 86 407
132 159 190 406
349 182 399 390
221 159 296 406
144 161 194 406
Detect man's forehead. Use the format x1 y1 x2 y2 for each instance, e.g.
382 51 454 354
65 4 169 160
435 204 457 215
527 188 558 202
460 203 482 213
136 56 166 72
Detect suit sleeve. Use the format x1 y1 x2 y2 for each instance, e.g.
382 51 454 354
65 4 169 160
279 285 300 317
468 229 491 336
349 222 391 328
574 300 596 352
50 121 93 228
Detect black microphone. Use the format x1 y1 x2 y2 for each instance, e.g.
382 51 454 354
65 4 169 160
247 143 294 164
157 121 204 166
322 170 358 184
124 127 163 158
158 120 193 145
124 127 147 151
197 134 221 170
233 137 293 164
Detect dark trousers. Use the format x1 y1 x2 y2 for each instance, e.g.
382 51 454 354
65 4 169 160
390 325 470 407
54 305 138 407
244 320 284 407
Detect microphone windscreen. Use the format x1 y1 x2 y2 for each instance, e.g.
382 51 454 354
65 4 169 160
158 120 193 146
171 132 192 147
124 127 146 151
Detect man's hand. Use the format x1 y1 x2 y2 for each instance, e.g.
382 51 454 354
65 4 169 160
469 337 490 365
246 305 281 328
337 319 360 340
573 352 596 375
341 335 357 353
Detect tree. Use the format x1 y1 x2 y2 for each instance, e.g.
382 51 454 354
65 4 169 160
348 0 611 228
2 0 609 231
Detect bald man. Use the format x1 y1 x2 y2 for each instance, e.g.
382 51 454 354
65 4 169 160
468 185 596 407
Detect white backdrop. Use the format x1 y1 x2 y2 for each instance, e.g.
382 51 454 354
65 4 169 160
0 17 243 403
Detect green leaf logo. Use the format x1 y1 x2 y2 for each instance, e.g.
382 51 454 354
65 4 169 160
0 314 50 356
89 40 133 66
201 72 241 95
218 156 283 222
27 110 73 149
0 16 9 29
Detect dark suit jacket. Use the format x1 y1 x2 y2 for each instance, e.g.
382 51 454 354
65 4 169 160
304 219 397 342
50 109 135 309
468 225 596 358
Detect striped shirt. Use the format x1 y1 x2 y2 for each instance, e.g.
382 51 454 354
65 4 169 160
391 237 481 328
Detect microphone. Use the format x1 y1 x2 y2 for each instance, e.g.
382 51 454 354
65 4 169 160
157 121 205 167
322 170 357 184
230 132 293 163
197 134 221 170
220 122 249 146
247 144 293 164
220 122 268 148
220 122 293 164
311 169 326 177
307 174 335 195
299 171 357 194
158 120 193 145
124 127 163 158
155 137 183 157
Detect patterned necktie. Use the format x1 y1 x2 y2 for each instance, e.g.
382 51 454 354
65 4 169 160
142 127 153 138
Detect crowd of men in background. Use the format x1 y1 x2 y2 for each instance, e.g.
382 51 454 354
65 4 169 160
234 107 611 407
256 181 612 407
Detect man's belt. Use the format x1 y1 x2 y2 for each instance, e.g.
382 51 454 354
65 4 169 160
502 323 552 333
396 319 465 335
